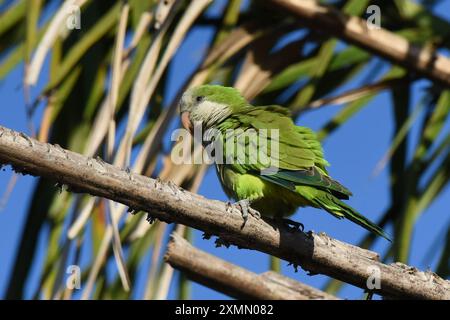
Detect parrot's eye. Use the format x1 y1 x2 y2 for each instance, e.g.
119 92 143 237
195 96 204 103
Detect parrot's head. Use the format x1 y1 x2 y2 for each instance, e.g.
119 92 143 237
179 85 248 131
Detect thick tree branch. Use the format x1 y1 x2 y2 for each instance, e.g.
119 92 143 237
165 233 338 300
0 125 449 299
269 0 450 87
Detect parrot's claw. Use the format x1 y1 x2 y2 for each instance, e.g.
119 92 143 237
229 199 261 223
239 199 261 221
282 218 304 233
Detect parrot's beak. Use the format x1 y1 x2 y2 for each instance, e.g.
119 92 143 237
181 111 192 133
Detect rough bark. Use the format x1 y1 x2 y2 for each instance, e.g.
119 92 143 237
0 125 449 299
165 233 339 300
269 0 450 88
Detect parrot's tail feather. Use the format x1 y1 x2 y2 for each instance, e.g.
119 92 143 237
335 201 391 241
311 193 391 241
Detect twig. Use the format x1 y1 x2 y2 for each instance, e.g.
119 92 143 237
165 233 339 300
307 78 407 110
0 125 449 299
269 0 450 88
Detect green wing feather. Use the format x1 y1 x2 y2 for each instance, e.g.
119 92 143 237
262 168 352 199
217 106 351 198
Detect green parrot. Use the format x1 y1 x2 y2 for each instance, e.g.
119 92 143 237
179 85 390 240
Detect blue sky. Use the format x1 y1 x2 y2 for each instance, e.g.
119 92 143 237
0 0 449 300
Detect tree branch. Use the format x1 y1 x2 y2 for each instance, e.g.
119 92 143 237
0 125 449 299
165 233 339 300
269 0 450 88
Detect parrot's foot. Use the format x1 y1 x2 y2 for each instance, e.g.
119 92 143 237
227 199 261 223
282 218 304 233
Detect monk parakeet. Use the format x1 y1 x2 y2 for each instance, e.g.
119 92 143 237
179 85 390 240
